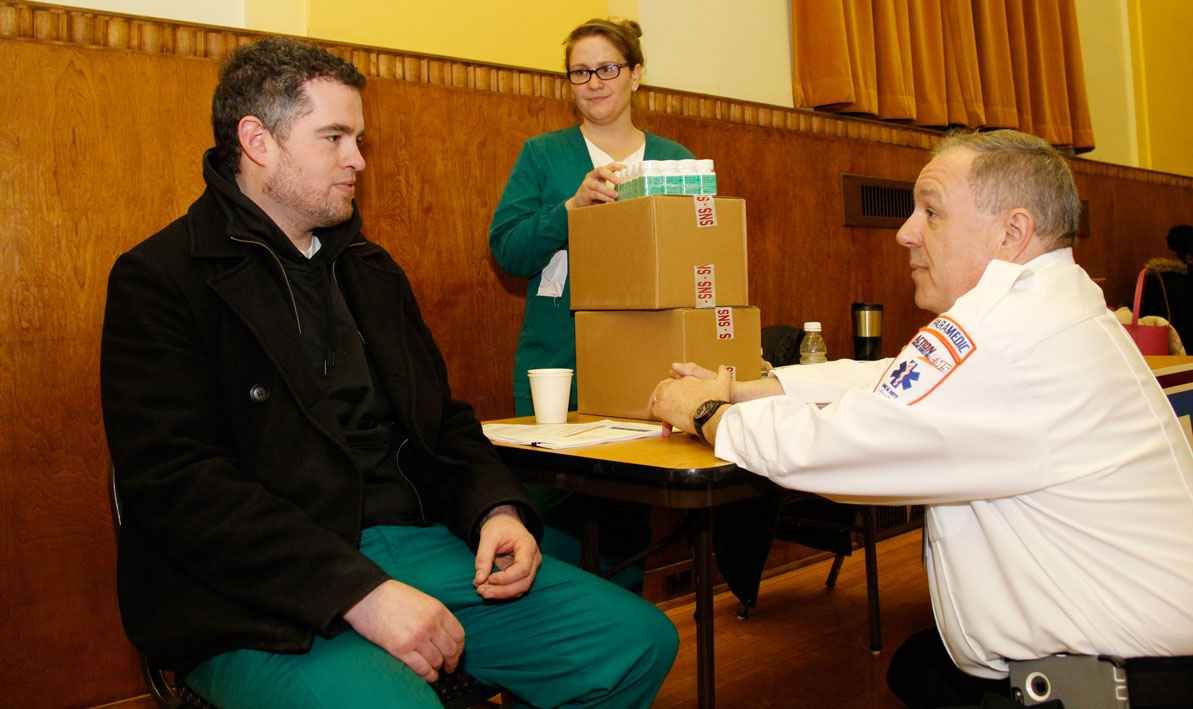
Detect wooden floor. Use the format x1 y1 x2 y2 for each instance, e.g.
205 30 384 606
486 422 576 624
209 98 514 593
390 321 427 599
96 529 931 709
653 528 932 708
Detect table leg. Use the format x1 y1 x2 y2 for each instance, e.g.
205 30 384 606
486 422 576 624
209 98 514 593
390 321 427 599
689 508 715 708
580 496 600 573
862 505 882 653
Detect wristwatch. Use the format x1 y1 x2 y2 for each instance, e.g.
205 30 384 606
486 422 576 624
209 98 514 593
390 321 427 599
692 399 730 443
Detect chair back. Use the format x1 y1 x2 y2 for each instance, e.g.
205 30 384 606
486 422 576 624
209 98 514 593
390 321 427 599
761 324 804 368
107 465 201 708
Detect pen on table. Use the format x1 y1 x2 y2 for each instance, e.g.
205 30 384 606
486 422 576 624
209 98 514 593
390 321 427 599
563 424 605 437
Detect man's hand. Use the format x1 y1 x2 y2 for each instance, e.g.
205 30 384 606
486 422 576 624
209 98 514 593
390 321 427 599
648 364 733 438
473 506 542 600
565 162 624 209
343 579 465 683
671 361 717 380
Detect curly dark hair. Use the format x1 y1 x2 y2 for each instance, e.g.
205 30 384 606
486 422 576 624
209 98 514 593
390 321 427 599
211 36 366 174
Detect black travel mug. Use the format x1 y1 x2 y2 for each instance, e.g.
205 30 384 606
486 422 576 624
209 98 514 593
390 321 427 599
852 303 883 360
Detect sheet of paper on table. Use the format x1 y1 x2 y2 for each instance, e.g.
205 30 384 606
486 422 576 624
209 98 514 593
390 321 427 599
482 419 662 449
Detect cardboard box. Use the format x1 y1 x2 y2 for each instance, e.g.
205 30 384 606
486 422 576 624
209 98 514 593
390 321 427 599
569 195 748 310
576 307 761 419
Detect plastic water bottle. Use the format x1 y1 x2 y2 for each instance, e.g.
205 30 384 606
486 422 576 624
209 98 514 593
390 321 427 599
800 322 828 364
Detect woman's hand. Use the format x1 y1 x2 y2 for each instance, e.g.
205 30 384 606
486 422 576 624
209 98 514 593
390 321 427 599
565 162 625 209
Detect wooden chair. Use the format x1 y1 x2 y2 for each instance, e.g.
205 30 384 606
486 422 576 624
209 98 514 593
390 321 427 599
738 498 882 653
106 466 214 708
728 324 882 652
107 466 504 708
715 492 883 653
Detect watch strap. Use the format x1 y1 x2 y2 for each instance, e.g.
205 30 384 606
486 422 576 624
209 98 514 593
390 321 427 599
693 399 730 443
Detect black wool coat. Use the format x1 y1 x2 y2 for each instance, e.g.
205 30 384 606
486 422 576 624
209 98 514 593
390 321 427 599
100 165 538 672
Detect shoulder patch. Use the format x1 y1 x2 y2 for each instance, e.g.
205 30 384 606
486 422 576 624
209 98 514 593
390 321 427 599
874 316 976 404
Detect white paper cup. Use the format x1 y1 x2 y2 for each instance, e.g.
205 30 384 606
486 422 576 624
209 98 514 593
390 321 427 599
527 368 573 424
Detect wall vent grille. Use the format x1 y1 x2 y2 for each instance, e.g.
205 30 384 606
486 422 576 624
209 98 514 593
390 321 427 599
841 173 915 228
840 174 1092 237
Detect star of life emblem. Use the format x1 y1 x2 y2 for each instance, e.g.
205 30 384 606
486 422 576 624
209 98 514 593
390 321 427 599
889 360 921 390
875 316 975 404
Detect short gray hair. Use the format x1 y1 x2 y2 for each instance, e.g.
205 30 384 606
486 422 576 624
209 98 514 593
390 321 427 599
933 129 1080 248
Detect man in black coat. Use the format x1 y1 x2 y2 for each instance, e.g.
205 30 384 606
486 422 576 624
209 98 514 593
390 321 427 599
100 37 677 708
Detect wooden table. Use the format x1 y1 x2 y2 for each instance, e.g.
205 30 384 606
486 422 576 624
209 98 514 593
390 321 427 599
488 413 776 709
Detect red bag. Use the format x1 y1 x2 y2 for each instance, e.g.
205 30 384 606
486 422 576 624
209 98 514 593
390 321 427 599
1123 268 1170 355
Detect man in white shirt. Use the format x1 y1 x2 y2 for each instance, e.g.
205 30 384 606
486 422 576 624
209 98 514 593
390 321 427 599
650 129 1193 708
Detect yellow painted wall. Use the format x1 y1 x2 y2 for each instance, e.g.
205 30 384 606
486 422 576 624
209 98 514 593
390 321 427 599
55 0 244 26
640 0 793 107
1073 0 1137 168
245 0 306 37
1132 0 1193 177
35 1 1193 177
305 0 610 72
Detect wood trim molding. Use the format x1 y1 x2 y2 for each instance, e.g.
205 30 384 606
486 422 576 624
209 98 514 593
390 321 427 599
0 1 936 150
3 0 1191 190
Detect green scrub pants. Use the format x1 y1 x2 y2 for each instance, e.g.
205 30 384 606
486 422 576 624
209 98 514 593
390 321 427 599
185 525 677 708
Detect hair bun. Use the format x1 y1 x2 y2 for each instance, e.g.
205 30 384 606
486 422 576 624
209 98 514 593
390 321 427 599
564 17 647 71
618 18 643 38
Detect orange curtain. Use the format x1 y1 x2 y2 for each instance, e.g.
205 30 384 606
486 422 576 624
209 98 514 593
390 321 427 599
790 0 1095 152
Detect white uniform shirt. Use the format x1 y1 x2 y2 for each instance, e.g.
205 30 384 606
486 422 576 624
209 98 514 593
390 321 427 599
716 248 1193 678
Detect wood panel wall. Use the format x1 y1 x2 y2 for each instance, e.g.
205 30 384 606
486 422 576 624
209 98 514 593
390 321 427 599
3 3 1192 706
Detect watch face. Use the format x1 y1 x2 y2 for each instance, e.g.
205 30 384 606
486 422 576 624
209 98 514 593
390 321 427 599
694 399 724 424
695 400 716 419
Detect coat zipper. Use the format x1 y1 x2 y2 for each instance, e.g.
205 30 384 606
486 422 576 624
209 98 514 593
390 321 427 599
232 235 415 524
330 258 367 345
334 248 423 525
229 235 303 334
394 439 427 525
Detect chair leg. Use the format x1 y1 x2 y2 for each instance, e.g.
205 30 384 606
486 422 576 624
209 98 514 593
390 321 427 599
824 553 845 588
140 653 182 708
860 505 882 654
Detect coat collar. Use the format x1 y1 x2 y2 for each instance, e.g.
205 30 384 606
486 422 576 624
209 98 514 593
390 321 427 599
200 237 410 444
183 150 404 439
191 149 365 263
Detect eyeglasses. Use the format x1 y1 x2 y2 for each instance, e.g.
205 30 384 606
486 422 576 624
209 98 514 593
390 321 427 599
567 63 628 85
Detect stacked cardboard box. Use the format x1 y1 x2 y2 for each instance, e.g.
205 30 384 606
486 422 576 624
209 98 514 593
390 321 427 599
569 194 761 419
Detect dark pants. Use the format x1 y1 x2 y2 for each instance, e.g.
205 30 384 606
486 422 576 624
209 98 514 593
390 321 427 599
887 628 1010 708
